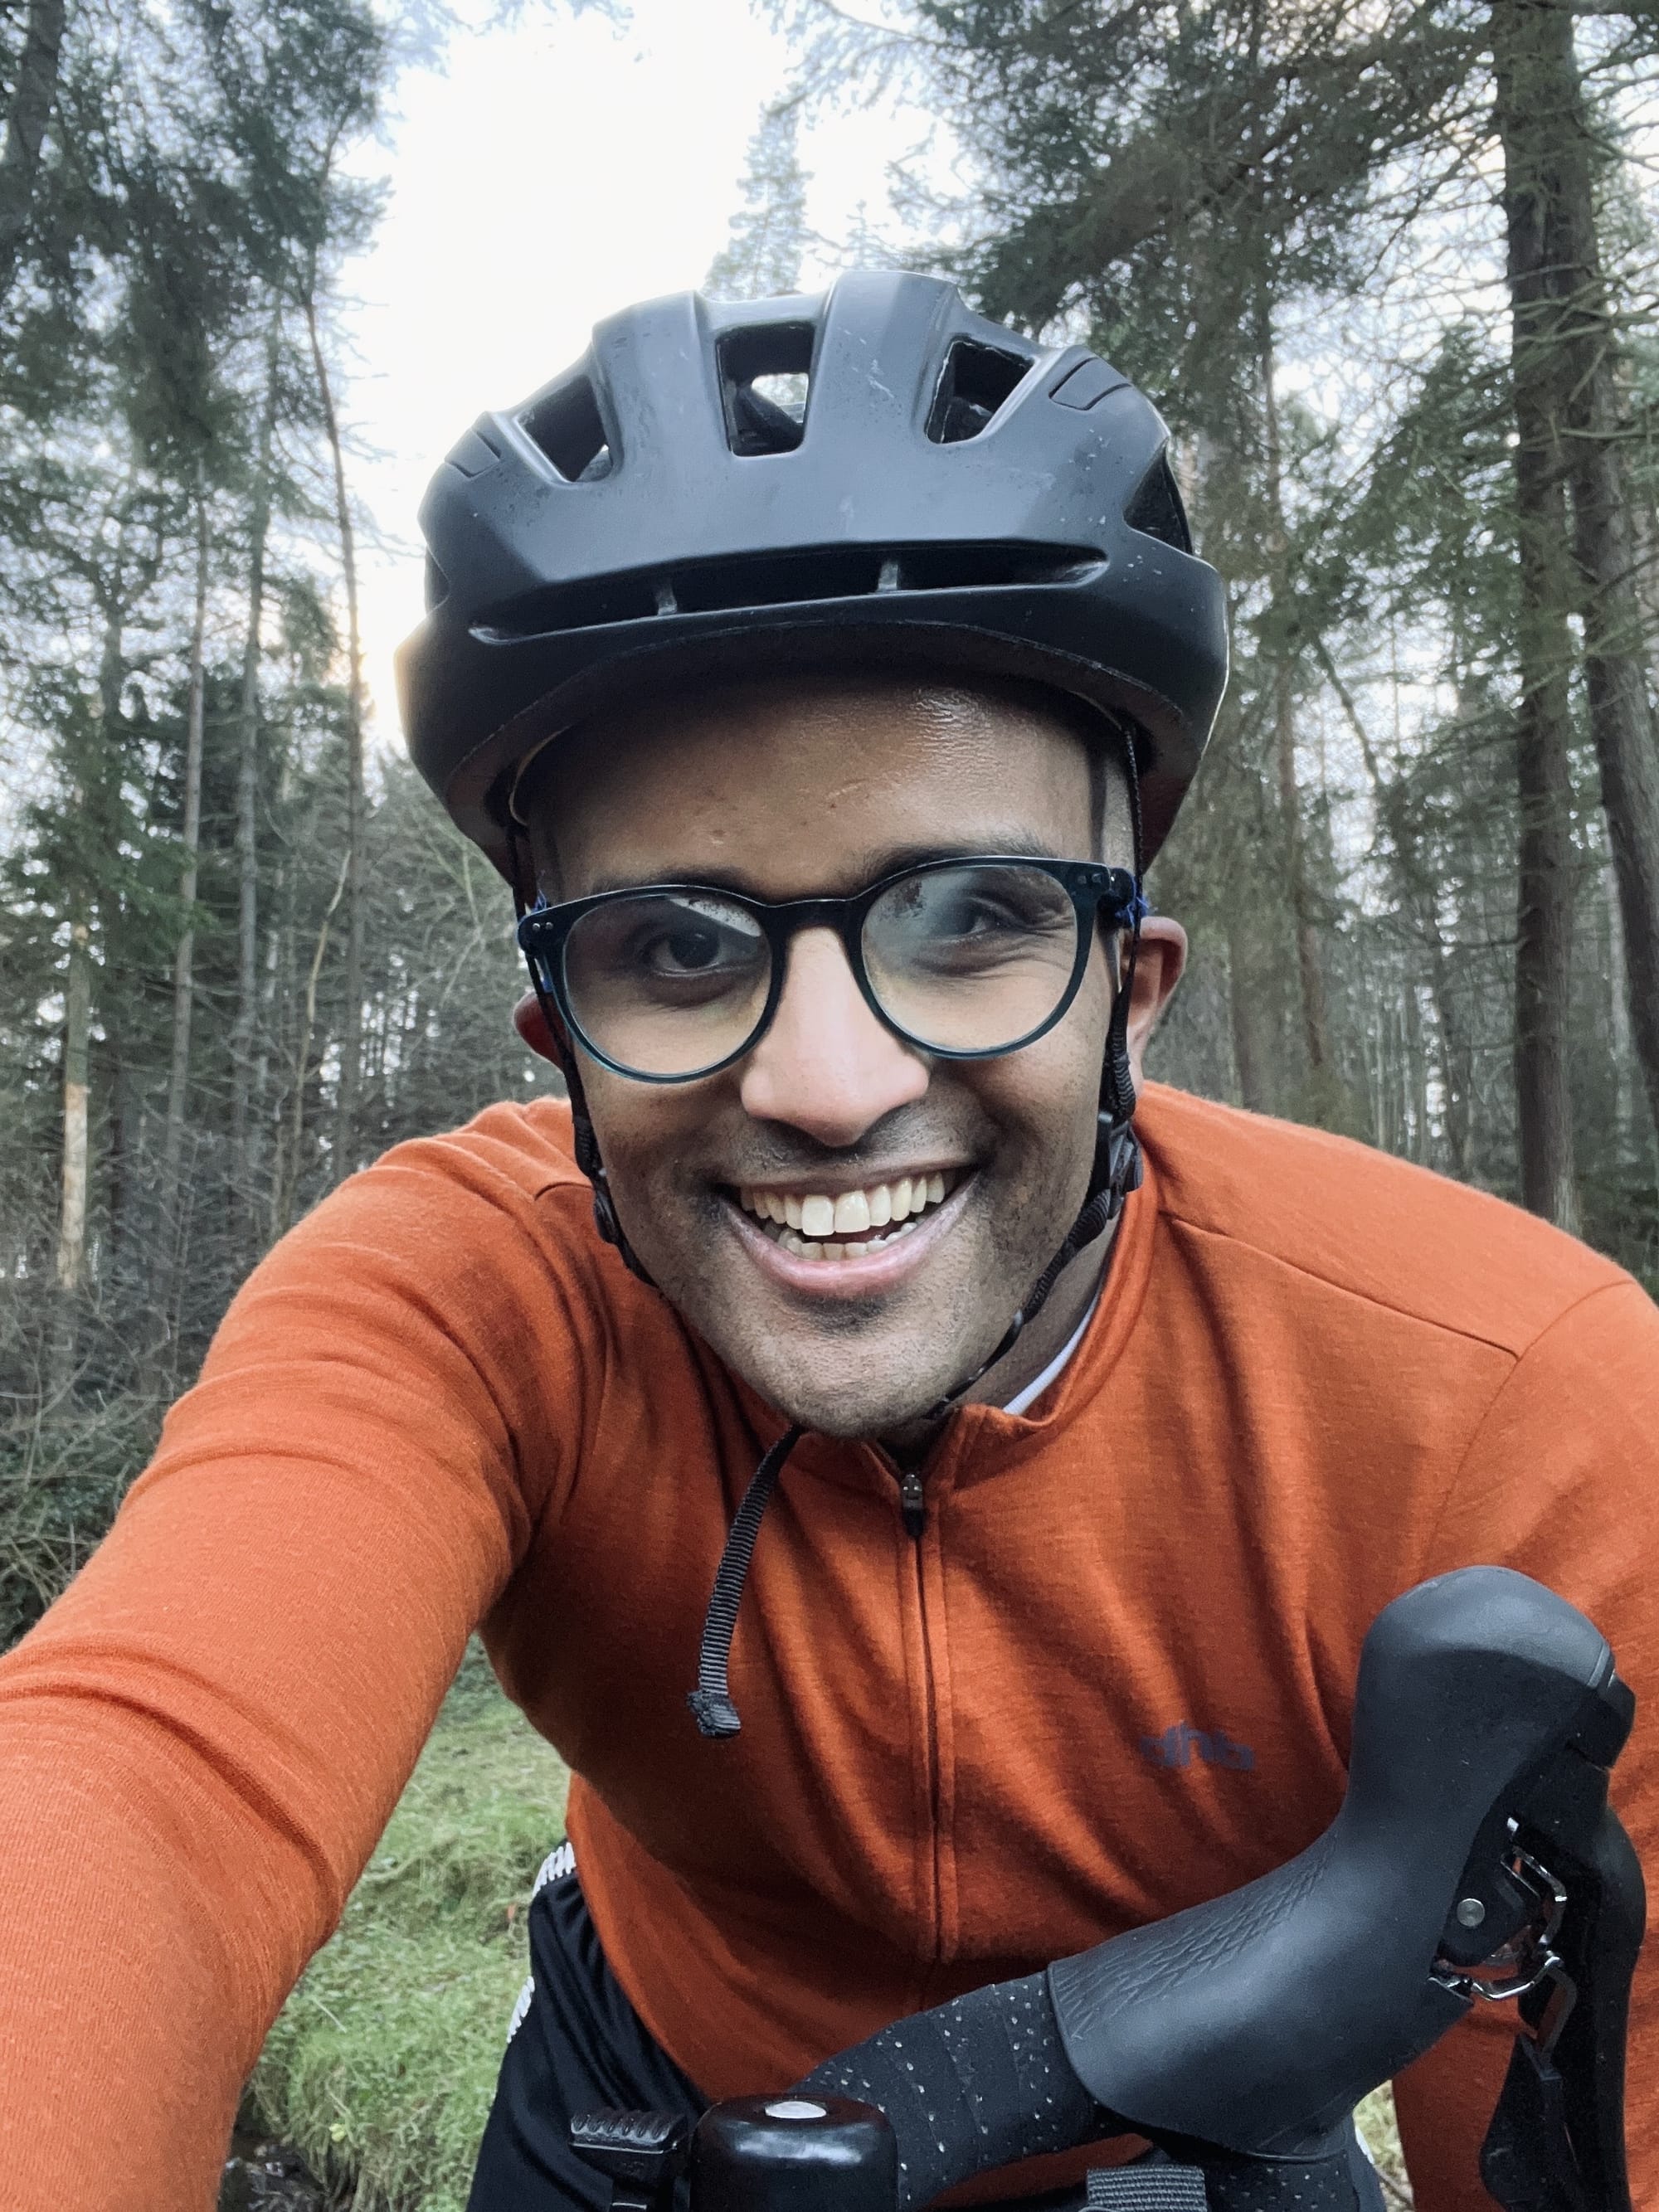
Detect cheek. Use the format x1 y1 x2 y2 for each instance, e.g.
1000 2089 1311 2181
576 1067 698 1197
972 980 1109 1173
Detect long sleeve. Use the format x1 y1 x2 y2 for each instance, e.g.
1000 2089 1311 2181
1393 1277 1659 2210
0 1121 575 2208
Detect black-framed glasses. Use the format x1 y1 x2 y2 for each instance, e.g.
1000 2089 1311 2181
517 855 1141 1084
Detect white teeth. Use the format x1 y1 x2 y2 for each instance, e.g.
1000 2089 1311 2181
833 1190 871 1235
741 1172 956 1257
777 1226 917 1260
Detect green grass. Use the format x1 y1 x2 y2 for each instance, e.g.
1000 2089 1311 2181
251 1644 569 2212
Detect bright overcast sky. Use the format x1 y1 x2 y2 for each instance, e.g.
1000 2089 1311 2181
343 0 928 751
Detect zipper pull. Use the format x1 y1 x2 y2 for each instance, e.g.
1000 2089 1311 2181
899 1466 927 1539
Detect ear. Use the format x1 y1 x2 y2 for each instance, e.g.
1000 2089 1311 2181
513 989 569 1068
1125 916 1187 1086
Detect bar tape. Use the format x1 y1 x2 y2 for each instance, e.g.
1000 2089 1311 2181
1087 2167 1209 2210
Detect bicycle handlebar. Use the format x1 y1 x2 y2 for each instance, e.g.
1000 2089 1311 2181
573 1568 1643 2212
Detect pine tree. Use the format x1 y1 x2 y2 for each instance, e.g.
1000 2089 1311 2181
707 99 810 299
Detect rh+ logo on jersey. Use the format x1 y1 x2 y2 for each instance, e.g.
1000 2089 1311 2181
1140 1723 1255 1772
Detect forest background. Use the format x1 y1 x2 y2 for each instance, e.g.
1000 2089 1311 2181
1 0 1657 2204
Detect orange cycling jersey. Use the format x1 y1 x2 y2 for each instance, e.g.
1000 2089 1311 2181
0 1082 1654 2211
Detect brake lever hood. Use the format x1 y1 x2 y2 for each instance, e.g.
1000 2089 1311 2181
1049 1568 1638 2166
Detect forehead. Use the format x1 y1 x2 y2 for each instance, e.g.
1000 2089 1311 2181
525 674 1097 899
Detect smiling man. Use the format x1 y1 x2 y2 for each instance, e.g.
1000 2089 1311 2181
0 274 1657 2212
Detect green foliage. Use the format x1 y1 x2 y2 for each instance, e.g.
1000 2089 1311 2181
0 0 554 1647
0 1398 165 1650
251 1646 570 2212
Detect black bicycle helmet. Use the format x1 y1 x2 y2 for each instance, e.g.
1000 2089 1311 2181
396 270 1227 878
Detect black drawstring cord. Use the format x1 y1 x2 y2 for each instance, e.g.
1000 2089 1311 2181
687 1422 805 1738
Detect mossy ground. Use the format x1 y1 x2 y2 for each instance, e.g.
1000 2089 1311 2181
250 1645 568 2212
1356 2088 1413 2205
248 1650 1413 2210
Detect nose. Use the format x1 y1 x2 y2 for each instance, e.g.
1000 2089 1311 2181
738 927 929 1145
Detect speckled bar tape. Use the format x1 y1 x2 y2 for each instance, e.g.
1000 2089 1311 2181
800 1970 1111 2211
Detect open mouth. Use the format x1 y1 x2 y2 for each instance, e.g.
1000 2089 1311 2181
731 1169 963 1262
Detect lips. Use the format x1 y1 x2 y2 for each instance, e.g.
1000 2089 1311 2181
722 1169 975 1296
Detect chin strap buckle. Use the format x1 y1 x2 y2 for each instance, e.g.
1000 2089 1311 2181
1098 1118 1144 1223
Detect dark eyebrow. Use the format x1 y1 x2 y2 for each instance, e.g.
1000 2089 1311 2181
577 834 1071 902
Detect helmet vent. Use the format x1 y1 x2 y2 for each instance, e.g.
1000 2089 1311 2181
519 375 615 484
752 372 808 421
1123 455 1193 554
927 339 1031 444
718 322 815 457
475 542 1099 641
897 542 1098 591
676 546 874 610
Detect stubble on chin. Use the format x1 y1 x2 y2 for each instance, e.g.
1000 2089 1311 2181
644 1196 1029 1438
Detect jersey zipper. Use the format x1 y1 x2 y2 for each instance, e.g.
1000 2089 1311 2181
898 1465 927 1539
891 1458 946 1964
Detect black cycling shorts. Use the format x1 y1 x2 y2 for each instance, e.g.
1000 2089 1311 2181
466 1845 1386 2212
468 1843 705 2211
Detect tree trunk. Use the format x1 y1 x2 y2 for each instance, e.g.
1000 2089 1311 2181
231 318 280 1233
1604 859 1637 1169
51 897 93 1455
276 848 348 1239
1491 0 1659 1155
154 493 210 1343
1491 0 1584 1233
1509 419 1580 1232
51 586 127 1387
304 289 367 1181
1557 229 1659 1155
1319 643 1475 1180
0 0 66 304
1226 920 1272 1112
55 916 90 1298
1256 304 1332 1086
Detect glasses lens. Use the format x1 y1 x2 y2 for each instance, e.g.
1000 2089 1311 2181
864 863 1080 1053
562 891 771 1077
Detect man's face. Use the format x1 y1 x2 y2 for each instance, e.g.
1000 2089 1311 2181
528 675 1125 1438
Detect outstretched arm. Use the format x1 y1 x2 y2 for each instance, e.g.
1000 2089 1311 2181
0 1115 578 2210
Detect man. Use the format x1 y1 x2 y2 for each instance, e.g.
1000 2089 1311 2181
0 274 1653 2212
